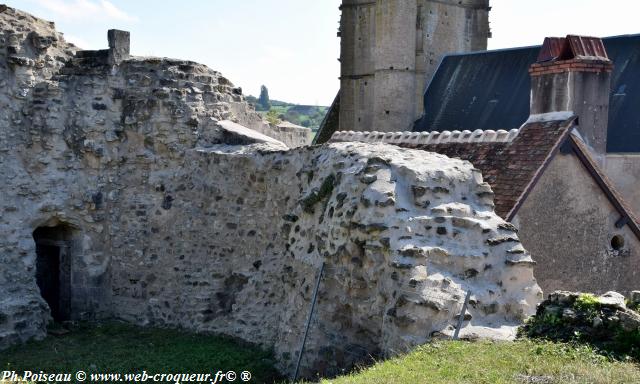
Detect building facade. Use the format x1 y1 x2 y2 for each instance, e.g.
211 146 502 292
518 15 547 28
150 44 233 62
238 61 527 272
331 35 640 295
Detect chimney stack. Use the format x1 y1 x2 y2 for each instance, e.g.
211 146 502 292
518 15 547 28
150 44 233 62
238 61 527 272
529 35 613 159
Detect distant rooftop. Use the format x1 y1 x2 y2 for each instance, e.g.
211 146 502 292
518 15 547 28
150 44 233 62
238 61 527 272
414 34 640 153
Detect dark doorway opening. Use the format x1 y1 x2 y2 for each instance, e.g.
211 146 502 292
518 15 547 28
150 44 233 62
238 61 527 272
33 225 73 322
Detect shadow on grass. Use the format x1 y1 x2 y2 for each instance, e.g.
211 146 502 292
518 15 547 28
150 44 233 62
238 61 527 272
1 321 283 384
519 308 640 362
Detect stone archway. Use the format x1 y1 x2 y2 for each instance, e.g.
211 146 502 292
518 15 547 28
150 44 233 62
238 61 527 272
32 224 75 322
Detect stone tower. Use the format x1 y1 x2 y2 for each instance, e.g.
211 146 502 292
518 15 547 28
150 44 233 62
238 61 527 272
339 0 491 132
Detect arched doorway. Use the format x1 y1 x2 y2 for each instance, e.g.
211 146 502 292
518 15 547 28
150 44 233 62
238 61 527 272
33 224 74 322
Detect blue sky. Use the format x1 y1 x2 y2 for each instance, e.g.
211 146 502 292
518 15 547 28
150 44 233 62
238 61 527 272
6 1 640 105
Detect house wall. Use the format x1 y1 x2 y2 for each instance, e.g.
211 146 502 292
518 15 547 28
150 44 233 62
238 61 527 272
604 154 640 216
514 151 640 295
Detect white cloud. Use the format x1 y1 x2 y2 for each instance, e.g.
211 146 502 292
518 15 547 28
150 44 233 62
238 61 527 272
34 0 138 22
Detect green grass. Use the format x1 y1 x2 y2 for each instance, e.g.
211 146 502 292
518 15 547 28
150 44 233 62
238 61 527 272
1 322 281 384
318 340 640 384
5 324 640 384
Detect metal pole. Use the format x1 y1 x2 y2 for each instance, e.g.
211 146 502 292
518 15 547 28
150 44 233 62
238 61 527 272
453 290 472 340
293 262 325 382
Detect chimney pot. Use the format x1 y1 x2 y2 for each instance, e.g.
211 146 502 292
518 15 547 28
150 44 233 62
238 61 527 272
530 35 612 160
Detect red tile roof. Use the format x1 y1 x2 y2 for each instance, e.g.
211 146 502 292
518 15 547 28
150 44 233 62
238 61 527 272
383 116 640 240
329 115 640 239
397 117 575 219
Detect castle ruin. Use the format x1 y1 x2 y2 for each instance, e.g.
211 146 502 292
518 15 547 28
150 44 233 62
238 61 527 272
0 4 545 378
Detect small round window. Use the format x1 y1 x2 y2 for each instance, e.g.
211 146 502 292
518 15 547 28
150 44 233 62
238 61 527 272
611 235 625 251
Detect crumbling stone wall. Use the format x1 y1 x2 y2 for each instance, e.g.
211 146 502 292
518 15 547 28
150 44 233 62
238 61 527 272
1 6 541 378
248 120 312 148
0 5 294 346
1 133 543 377
103 142 542 376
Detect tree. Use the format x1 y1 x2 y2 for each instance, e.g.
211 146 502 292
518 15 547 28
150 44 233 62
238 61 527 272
258 85 271 111
265 109 280 125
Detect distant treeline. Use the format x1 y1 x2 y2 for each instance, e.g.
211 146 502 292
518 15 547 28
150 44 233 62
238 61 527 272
246 91 328 132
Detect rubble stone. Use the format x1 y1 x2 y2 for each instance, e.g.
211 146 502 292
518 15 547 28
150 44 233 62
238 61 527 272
0 5 542 378
598 291 627 310
522 290 640 360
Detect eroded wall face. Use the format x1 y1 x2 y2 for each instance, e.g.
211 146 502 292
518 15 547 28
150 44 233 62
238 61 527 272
113 143 542 376
2 137 543 376
2 5 539 379
339 0 490 132
515 153 640 295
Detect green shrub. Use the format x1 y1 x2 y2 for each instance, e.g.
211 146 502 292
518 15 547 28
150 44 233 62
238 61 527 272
626 299 640 312
574 293 601 321
520 293 640 362
574 294 600 311
265 110 280 125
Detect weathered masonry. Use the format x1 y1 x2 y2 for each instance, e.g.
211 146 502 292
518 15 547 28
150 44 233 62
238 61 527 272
338 0 491 133
0 5 541 379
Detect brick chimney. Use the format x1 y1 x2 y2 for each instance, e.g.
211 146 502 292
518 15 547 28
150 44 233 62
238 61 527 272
529 35 613 159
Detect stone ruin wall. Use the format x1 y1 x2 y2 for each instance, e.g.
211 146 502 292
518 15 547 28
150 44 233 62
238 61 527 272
1 136 543 376
0 6 309 150
1 6 541 378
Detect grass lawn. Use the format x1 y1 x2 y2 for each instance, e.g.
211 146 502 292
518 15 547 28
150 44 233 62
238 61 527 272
0 322 281 384
320 340 640 384
4 324 640 384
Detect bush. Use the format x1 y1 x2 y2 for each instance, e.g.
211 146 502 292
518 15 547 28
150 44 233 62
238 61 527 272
265 110 280 125
574 293 601 320
520 293 640 362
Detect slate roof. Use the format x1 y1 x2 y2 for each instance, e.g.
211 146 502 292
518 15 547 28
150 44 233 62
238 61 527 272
414 34 640 153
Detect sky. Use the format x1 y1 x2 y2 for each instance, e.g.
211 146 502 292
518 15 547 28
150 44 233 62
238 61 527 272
6 0 640 105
